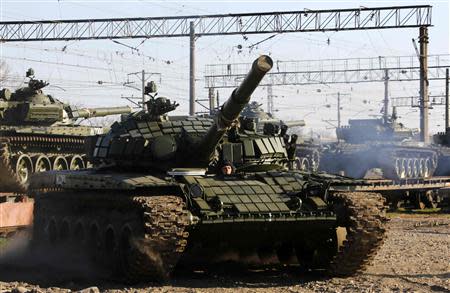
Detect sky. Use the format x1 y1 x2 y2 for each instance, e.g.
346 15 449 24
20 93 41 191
0 0 449 138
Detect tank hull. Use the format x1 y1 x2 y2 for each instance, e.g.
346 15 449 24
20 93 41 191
321 143 438 179
30 170 388 282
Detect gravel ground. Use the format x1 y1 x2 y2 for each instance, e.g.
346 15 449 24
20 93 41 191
0 214 449 293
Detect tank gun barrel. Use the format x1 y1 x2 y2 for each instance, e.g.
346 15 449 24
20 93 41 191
72 106 132 119
282 120 306 128
196 55 273 163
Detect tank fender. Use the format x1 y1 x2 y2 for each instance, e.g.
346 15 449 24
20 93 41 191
29 170 179 190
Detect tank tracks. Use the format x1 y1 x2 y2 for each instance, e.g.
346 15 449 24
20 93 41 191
33 193 190 282
330 192 388 276
124 196 190 281
33 189 387 281
0 135 87 192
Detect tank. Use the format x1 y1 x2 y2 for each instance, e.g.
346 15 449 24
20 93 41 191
30 56 387 282
0 69 132 192
320 109 438 180
239 102 320 172
432 129 450 175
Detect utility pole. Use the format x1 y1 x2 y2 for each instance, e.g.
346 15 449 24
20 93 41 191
446 68 449 131
208 87 216 115
323 92 350 131
189 21 196 116
337 92 341 128
419 26 429 143
383 69 389 122
141 70 145 106
122 71 161 108
267 85 275 115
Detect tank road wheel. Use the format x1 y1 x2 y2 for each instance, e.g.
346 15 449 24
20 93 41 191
412 158 420 178
88 222 102 262
15 154 33 185
276 242 296 264
295 228 346 271
122 196 190 282
69 155 85 170
59 218 71 243
423 158 431 177
405 159 413 178
418 158 425 177
394 158 406 179
330 192 388 276
47 218 58 245
73 220 86 245
35 155 52 172
295 157 310 171
53 156 68 171
311 151 320 172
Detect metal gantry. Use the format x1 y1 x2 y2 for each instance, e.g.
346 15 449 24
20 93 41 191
391 95 446 107
204 55 450 88
0 5 432 42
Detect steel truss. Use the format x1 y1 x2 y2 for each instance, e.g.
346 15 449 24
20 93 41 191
0 5 432 42
205 55 450 88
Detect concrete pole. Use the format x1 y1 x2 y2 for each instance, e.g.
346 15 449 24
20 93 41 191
446 68 449 131
208 87 216 114
337 92 341 129
267 85 273 115
216 90 220 107
141 70 145 108
383 69 389 123
189 21 196 116
419 26 429 143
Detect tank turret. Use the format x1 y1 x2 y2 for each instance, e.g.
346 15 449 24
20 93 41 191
0 70 132 126
92 55 274 170
240 101 305 132
336 109 417 144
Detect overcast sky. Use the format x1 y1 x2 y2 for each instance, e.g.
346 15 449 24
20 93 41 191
0 0 449 137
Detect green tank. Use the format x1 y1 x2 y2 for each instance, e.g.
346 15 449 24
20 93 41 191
30 56 387 282
0 69 132 192
239 102 320 172
321 109 438 179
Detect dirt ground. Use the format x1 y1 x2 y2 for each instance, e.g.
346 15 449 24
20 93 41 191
0 214 449 293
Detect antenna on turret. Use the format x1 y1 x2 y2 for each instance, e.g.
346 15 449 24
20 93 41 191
26 68 35 78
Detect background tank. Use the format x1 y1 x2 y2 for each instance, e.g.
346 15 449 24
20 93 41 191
0 69 132 192
239 101 321 172
432 128 450 175
30 56 387 282
320 108 438 180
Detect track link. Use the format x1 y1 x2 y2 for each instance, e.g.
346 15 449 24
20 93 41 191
124 196 190 282
330 192 388 276
32 193 191 283
0 139 26 192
